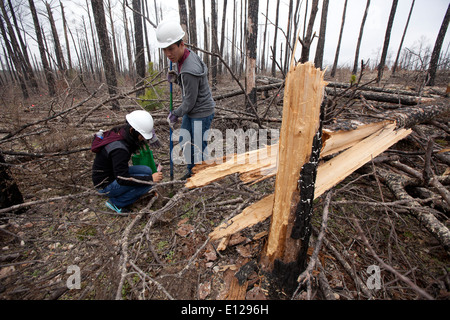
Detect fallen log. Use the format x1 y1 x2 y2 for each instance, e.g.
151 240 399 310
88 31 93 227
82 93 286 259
325 87 435 106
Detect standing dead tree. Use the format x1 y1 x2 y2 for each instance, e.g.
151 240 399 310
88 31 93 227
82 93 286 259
91 0 120 110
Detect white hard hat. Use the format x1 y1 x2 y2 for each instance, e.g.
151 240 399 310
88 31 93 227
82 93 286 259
126 110 154 140
156 20 185 48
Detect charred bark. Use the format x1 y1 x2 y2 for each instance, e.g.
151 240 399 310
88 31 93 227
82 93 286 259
0 153 24 213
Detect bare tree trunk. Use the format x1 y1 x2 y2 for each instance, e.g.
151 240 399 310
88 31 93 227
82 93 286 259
123 1 134 76
283 0 293 74
218 0 227 74
393 0 414 75
143 0 152 64
91 0 119 110
300 0 319 63
85 0 101 80
188 0 198 48
271 0 280 77
133 0 145 96
106 0 121 73
202 0 209 69
246 0 258 110
210 0 218 87
427 3 450 86
377 0 398 84
5 0 39 92
178 0 188 36
331 0 348 78
0 14 28 98
28 0 56 96
60 2 73 72
261 0 269 72
314 0 328 70
352 0 370 75
45 1 66 73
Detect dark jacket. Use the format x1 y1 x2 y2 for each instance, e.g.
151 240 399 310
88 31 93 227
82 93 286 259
92 126 153 189
172 49 215 119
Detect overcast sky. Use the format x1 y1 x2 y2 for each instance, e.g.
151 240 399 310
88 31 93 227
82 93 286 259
157 0 450 69
20 0 450 70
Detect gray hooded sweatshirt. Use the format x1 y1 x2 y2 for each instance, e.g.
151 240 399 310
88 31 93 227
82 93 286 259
173 50 215 119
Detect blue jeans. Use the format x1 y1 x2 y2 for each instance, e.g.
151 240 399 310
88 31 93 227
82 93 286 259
99 165 153 208
179 113 214 173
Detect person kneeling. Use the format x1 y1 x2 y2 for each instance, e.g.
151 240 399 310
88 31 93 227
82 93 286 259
91 110 163 215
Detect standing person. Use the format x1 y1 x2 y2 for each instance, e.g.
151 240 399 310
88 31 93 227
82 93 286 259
156 20 215 180
92 110 163 215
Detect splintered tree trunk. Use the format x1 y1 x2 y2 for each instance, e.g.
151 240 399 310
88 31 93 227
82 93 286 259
246 0 258 110
260 62 326 292
91 0 119 110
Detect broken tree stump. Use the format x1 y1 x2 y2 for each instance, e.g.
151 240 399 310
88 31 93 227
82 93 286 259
257 62 326 293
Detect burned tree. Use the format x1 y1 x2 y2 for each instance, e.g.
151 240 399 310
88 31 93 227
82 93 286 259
90 0 119 110
428 3 450 86
245 0 258 110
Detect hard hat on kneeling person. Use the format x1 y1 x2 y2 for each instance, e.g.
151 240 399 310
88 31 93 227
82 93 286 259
126 110 154 140
156 20 185 48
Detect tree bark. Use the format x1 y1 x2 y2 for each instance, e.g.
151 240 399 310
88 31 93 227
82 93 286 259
352 0 370 75
427 3 450 86
188 0 198 48
300 0 319 63
392 0 414 74
210 0 218 87
245 0 258 110
45 1 66 73
314 0 329 70
0 153 24 212
90 0 119 110
133 0 145 97
331 0 348 78
271 0 280 77
28 0 56 96
377 0 398 84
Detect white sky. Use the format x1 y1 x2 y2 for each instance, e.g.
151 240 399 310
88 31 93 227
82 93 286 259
11 0 450 70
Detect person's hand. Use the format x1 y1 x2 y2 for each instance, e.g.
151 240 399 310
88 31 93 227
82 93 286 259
148 129 161 148
152 171 163 182
167 70 178 83
167 112 178 130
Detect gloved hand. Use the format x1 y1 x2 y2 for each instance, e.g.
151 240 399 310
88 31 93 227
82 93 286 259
167 112 178 130
167 70 178 84
148 129 161 148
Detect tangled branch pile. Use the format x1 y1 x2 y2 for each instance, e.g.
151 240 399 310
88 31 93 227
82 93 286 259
0 70 449 300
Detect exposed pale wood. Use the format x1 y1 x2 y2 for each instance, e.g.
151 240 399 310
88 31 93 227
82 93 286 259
209 194 274 240
264 62 326 264
208 123 412 244
186 120 397 189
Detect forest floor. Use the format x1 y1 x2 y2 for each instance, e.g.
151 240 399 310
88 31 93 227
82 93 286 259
0 67 449 302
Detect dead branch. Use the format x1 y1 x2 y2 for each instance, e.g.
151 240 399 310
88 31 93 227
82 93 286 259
351 216 434 300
